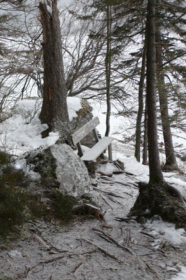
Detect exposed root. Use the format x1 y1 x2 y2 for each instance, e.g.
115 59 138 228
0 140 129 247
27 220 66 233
129 181 186 229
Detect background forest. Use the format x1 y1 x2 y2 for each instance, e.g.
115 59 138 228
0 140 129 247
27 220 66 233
1 0 186 163
1 1 186 279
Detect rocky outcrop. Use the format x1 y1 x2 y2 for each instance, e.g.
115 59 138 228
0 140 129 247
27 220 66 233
26 143 91 198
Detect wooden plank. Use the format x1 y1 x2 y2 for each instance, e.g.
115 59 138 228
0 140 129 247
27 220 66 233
72 117 100 145
81 137 113 161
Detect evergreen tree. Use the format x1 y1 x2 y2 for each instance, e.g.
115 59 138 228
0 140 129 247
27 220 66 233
130 0 186 229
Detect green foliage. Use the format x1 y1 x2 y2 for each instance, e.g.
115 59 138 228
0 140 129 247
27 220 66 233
0 166 28 239
0 151 11 165
27 194 46 219
46 190 77 223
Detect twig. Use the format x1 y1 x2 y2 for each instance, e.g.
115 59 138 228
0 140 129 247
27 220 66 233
114 217 133 223
26 250 94 276
32 232 68 254
121 191 133 197
71 262 83 273
26 255 66 274
107 195 124 207
145 262 161 280
115 180 138 189
93 187 124 198
33 233 50 249
80 238 122 263
92 228 134 256
101 194 114 209
140 231 156 239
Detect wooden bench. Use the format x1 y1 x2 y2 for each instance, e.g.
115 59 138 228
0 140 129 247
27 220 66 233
71 117 113 169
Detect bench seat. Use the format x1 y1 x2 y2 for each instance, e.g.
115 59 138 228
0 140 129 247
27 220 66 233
81 136 113 161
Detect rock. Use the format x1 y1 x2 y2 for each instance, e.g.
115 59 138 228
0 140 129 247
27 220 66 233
26 143 91 198
50 144 91 197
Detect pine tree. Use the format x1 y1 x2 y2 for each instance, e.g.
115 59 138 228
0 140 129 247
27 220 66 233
130 0 186 228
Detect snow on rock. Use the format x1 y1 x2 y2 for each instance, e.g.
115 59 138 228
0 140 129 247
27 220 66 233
67 97 82 121
50 143 91 197
25 143 91 198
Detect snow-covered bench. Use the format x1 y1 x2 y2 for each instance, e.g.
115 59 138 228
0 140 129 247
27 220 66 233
72 117 113 165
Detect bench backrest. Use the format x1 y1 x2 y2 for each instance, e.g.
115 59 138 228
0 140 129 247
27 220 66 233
72 117 100 145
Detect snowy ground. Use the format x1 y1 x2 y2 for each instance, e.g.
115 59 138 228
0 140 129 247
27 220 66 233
0 98 186 279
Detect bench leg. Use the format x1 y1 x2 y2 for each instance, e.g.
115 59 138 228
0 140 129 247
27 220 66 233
84 161 95 176
108 144 112 161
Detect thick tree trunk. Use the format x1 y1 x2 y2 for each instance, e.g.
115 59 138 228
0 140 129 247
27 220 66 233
39 0 69 139
135 44 146 162
105 4 111 137
156 27 177 169
146 0 163 183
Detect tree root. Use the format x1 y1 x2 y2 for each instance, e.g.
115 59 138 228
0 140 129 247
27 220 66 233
129 181 186 229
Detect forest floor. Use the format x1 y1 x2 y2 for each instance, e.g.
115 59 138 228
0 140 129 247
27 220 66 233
1 99 186 279
1 143 186 280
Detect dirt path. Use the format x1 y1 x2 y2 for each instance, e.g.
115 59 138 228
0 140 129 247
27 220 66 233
1 171 186 280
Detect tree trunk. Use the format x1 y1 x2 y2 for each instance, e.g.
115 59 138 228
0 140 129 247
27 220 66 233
135 43 146 162
129 0 186 229
146 0 163 183
142 96 148 165
39 0 69 139
105 4 111 137
156 26 177 169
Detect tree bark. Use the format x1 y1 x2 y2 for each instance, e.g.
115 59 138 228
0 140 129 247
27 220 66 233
146 0 163 183
39 0 69 139
135 43 146 162
105 3 111 137
156 26 177 169
129 0 186 229
142 96 148 165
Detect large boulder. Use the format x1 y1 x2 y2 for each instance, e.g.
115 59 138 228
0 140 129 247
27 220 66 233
26 143 91 198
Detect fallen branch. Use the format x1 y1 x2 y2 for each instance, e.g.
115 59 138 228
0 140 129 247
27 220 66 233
140 231 156 239
92 228 134 256
107 196 124 207
26 255 66 275
101 194 114 209
114 180 138 189
26 250 94 276
93 187 124 198
80 238 122 263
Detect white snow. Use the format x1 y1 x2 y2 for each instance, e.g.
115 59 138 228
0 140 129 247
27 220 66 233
172 267 186 280
67 97 82 121
0 97 82 156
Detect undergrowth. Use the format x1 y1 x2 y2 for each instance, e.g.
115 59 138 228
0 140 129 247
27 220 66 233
0 158 28 239
45 190 77 223
0 151 78 240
